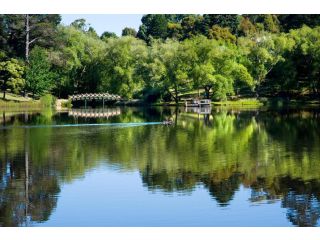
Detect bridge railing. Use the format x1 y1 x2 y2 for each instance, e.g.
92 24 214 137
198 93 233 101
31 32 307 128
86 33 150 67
69 93 121 101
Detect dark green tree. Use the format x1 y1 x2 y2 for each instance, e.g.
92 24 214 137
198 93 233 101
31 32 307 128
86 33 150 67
203 14 240 35
122 27 137 37
137 14 169 42
100 31 118 40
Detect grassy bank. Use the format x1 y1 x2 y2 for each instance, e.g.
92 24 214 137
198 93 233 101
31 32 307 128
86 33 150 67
0 93 55 110
212 98 264 107
151 97 320 108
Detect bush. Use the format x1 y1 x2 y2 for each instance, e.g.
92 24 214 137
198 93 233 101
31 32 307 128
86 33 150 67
40 94 56 108
61 99 72 108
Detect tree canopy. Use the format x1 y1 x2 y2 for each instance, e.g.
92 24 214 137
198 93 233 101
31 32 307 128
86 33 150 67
1 14 320 100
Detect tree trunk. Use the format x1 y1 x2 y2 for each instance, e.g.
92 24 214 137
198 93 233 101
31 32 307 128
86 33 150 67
2 112 5 127
174 87 178 104
3 89 5 100
204 86 211 99
25 14 30 63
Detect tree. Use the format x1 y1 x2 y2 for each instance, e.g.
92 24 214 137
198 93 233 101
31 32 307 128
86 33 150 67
185 36 253 100
25 47 56 97
0 58 24 99
49 25 107 96
137 15 169 42
25 14 61 62
122 27 137 37
263 15 280 33
70 19 99 39
288 26 320 96
179 15 205 40
70 18 88 31
100 31 118 40
0 14 61 60
238 32 295 96
167 22 183 40
152 39 192 103
100 36 148 99
278 14 320 32
203 14 240 35
207 25 236 43
238 17 257 37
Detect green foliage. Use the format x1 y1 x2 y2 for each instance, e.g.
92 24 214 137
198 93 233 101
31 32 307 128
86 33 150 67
286 26 320 95
207 25 236 43
0 58 25 99
26 47 56 97
71 18 88 31
40 94 56 108
203 14 240 35
184 36 253 100
137 14 169 42
238 32 295 94
278 14 320 32
100 31 118 40
122 27 137 37
238 17 257 36
0 14 61 59
61 99 73 108
100 36 148 99
1 14 320 102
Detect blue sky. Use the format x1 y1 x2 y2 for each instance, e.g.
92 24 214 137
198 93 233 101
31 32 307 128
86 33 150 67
61 14 143 36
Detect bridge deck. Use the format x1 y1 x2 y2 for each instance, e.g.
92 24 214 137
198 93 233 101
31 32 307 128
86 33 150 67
69 93 121 101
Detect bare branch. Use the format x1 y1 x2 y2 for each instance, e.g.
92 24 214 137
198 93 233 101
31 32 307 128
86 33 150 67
28 37 39 45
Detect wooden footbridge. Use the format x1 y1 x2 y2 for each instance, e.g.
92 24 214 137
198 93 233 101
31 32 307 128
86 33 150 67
69 93 121 107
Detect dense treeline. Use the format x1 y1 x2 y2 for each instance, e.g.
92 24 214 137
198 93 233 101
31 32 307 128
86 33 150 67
1 14 320 102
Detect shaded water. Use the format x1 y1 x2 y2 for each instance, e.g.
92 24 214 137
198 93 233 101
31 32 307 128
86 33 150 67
0 107 320 227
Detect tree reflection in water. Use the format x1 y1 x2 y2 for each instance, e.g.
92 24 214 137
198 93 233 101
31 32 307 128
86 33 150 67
0 107 319 226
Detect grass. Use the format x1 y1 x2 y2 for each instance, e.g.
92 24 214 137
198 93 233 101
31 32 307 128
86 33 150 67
1 92 33 102
0 93 43 110
212 98 265 107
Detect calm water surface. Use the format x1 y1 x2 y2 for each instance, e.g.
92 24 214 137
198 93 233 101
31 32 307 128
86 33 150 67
0 107 319 227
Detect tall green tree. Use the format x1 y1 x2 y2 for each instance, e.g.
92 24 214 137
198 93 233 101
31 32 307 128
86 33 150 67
100 36 148 99
0 14 61 61
25 47 56 97
137 15 169 42
0 57 24 99
238 32 295 96
185 36 253 100
289 26 320 96
155 39 192 103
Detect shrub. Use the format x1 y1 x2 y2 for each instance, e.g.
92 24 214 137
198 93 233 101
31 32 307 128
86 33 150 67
40 94 56 108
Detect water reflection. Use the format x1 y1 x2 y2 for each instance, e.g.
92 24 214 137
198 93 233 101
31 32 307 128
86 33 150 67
0 107 320 226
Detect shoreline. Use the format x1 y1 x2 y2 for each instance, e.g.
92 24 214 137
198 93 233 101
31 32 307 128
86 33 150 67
1 96 319 111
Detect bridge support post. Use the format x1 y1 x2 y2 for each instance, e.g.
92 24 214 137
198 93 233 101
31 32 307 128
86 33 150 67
85 99 87 109
103 98 105 109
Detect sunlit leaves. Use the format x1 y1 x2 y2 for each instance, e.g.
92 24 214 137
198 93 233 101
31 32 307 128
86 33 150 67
0 58 24 97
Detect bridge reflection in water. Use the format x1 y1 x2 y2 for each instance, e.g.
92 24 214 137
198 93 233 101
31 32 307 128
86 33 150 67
185 106 212 115
68 108 121 119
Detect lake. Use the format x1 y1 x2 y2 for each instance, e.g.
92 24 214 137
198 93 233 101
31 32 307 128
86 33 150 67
0 106 319 227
